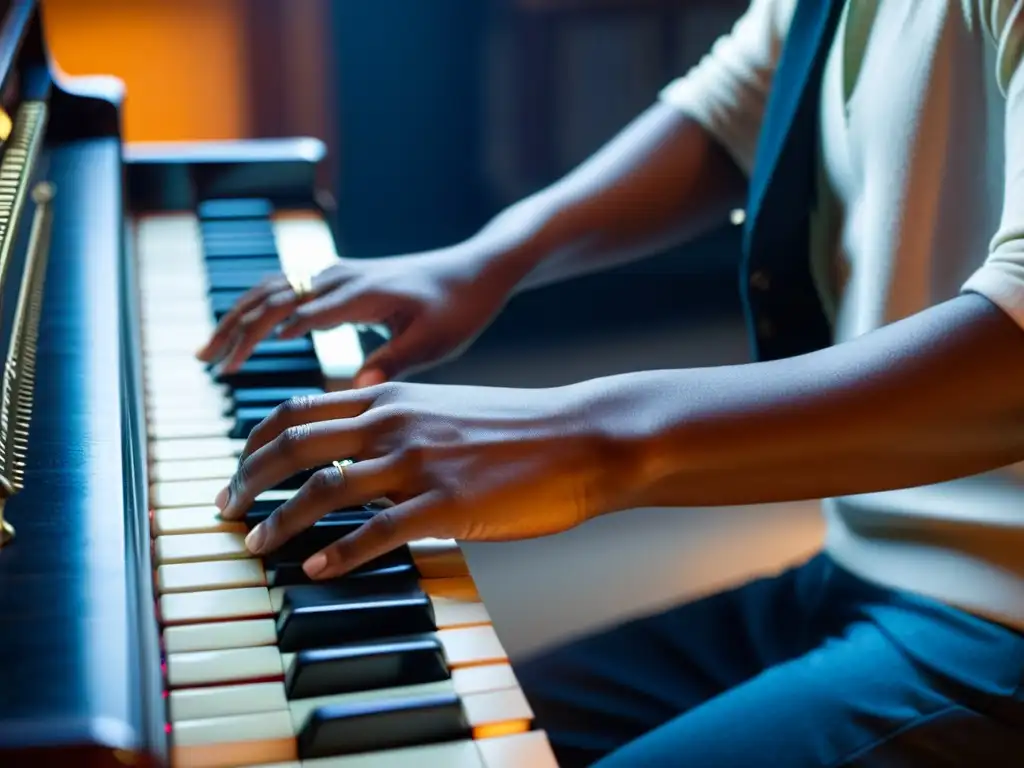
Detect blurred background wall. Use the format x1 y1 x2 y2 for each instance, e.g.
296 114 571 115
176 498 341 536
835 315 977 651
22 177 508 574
41 0 825 657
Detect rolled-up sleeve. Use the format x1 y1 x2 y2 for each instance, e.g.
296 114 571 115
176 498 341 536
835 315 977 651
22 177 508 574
961 1 1024 326
658 0 796 175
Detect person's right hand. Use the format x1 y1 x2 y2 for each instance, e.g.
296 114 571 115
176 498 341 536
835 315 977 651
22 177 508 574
196 248 520 388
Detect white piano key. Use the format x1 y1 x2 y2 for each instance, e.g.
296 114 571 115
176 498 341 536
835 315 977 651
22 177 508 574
151 457 239 483
160 586 272 625
408 538 470 578
237 732 559 768
155 532 248 564
272 216 364 390
151 506 244 536
298 741 484 768
476 731 560 768
170 681 288 722
148 417 235 441
450 663 519 697
146 394 231 417
166 645 289 688
163 618 278 654
155 485 292 513
170 711 298 768
145 382 229 400
150 437 245 462
157 559 267 594
152 478 233 509
426 588 490 628
461 687 533 732
438 626 506 668
145 371 222 391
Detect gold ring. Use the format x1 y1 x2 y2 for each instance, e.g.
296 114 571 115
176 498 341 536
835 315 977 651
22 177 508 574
287 271 315 299
332 458 353 478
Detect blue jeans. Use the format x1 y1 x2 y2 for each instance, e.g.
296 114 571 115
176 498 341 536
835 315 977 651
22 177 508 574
516 553 1024 767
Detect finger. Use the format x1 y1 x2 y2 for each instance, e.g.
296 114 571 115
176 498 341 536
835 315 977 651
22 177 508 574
244 456 400 556
219 417 369 519
197 276 288 362
240 390 376 462
302 493 438 580
357 319 442 383
277 289 390 339
216 289 301 373
353 368 388 388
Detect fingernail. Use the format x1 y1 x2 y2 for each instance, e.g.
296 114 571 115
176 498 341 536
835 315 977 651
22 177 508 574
214 486 230 511
244 524 266 554
303 553 328 579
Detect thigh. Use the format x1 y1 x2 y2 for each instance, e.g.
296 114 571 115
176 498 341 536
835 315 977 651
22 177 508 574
516 555 834 768
592 619 1024 768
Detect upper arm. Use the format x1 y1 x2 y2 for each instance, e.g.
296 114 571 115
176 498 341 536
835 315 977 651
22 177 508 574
657 0 796 175
960 1 1024 328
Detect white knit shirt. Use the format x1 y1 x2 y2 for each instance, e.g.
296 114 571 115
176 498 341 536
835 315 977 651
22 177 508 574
661 0 1024 628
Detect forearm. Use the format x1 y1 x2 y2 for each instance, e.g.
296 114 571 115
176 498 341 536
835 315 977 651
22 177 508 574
463 103 747 292
583 293 1024 509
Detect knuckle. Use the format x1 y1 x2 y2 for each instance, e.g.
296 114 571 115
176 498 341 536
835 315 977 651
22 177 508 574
307 466 343 499
369 381 403 406
276 424 310 458
369 508 401 543
394 442 427 472
230 460 251 495
267 291 295 310
279 395 313 421
236 315 255 334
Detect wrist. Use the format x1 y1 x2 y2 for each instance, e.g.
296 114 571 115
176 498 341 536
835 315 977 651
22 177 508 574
457 195 562 292
561 375 672 515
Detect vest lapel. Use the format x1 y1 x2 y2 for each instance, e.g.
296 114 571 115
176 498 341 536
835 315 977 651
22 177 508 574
741 0 846 362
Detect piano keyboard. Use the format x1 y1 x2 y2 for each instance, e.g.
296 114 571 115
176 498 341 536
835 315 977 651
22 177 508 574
135 200 558 767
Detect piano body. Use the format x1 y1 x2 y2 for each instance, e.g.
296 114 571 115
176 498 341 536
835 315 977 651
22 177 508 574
0 2 558 765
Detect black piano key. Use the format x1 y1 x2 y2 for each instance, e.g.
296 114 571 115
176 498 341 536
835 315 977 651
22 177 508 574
214 356 323 389
205 269 280 291
205 258 281 277
250 338 315 358
262 516 393 565
276 588 437 651
245 505 374 530
297 693 469 760
200 218 275 236
197 198 273 219
232 386 324 409
267 561 420 589
229 406 272 438
208 291 246 316
273 466 323 490
356 325 390 357
202 239 279 261
285 634 449 700
284 579 425 607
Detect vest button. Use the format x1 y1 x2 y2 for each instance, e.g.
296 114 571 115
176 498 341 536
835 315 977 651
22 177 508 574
749 269 771 291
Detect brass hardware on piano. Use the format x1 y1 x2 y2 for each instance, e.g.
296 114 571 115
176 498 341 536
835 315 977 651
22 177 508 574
0 101 47 293
0 180 55 548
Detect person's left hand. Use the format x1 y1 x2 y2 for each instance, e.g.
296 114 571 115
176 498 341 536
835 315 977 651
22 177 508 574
215 381 638 580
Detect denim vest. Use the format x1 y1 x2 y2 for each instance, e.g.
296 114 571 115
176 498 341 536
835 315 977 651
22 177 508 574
740 0 846 362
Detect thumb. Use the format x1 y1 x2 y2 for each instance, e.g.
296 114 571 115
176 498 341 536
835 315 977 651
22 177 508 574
353 321 439 387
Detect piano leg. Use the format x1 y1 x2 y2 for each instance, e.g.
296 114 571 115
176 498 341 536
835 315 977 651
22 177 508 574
136 201 558 767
